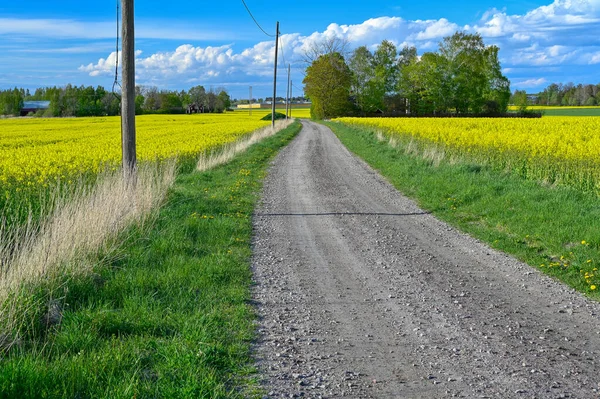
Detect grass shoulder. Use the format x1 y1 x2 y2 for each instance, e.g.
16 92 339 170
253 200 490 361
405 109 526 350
324 121 600 298
0 121 302 398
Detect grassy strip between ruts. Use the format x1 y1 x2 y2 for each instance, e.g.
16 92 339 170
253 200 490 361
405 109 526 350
0 120 301 398
324 121 600 298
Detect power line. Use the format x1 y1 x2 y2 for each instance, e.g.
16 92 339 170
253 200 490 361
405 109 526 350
112 0 121 100
278 36 287 68
292 82 304 94
241 0 276 37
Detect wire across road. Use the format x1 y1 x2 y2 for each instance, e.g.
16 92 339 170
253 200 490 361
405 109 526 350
251 120 600 398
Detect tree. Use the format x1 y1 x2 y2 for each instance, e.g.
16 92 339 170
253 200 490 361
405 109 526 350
0 88 24 116
159 91 183 113
512 90 528 112
301 36 350 66
143 86 160 112
395 46 418 113
217 90 231 111
349 46 381 114
437 32 488 113
206 90 218 113
303 52 353 119
373 40 398 96
395 32 511 115
398 52 447 115
135 94 145 115
482 44 511 113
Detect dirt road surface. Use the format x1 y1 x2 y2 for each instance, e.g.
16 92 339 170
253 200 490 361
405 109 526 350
251 120 600 398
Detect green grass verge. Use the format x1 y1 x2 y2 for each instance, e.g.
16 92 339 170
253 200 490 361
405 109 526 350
325 121 600 297
543 108 600 116
0 121 301 398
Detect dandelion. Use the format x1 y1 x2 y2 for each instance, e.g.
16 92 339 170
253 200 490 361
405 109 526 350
591 285 597 291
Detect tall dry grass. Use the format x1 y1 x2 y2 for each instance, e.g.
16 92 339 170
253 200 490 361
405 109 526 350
0 119 294 351
0 161 176 348
197 119 293 171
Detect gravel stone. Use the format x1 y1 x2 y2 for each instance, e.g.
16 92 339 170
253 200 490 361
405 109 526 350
251 120 600 398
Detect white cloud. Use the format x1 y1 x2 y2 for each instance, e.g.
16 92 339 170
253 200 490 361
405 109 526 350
514 78 548 88
511 33 530 41
470 0 600 71
81 16 463 83
473 0 600 39
0 17 235 41
589 52 600 64
76 1 600 90
411 18 460 40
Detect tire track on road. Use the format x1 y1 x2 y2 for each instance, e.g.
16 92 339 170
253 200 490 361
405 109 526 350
252 120 600 398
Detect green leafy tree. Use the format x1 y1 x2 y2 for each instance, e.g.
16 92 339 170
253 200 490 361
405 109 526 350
373 40 398 96
159 91 183 113
143 87 160 112
349 46 382 113
0 88 24 115
188 85 207 107
135 94 145 115
397 32 510 115
512 90 529 112
304 52 353 119
217 90 231 110
482 45 511 113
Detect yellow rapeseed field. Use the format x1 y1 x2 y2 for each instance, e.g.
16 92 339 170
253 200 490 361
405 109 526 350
335 117 600 193
0 113 270 195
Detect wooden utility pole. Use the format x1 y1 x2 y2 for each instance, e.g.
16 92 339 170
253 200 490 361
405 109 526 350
271 21 279 128
285 64 290 120
121 0 136 174
289 80 293 119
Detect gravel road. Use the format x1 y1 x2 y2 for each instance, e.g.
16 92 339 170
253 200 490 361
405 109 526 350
251 120 600 398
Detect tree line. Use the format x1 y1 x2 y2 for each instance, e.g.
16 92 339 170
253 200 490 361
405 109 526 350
512 82 600 107
303 32 513 119
0 85 232 117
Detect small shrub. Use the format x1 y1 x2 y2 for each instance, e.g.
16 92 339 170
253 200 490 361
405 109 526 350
260 112 286 121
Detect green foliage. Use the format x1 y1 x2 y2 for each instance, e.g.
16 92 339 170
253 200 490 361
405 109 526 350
373 40 398 95
260 112 286 121
512 90 529 112
345 32 512 115
349 46 383 113
218 90 231 111
303 52 353 119
0 88 24 116
1 84 237 118
188 85 207 106
536 82 600 106
541 108 600 117
159 92 184 113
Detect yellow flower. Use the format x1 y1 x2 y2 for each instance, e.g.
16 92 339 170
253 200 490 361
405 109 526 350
582 240 587 245
591 285 597 291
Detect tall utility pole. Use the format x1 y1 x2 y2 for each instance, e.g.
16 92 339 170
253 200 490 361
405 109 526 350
271 21 279 128
285 64 290 120
289 80 293 119
121 0 136 174
249 86 252 117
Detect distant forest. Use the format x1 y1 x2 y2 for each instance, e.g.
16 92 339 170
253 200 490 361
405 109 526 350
1 79 598 119
0 84 307 117
512 83 600 107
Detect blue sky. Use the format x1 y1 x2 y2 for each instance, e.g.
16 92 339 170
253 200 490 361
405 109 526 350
1 0 599 99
